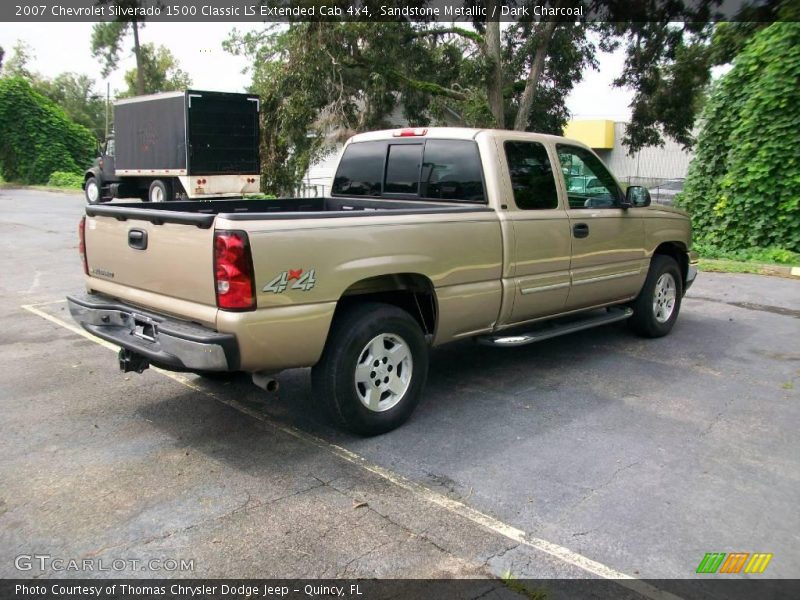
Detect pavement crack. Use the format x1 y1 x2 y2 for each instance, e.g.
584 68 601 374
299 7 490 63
557 460 641 521
482 543 520 568
335 538 393 577
80 482 326 562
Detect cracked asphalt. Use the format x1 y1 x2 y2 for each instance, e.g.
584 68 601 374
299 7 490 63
1 190 798 587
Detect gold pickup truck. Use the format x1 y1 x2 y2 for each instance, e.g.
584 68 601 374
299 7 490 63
68 127 697 435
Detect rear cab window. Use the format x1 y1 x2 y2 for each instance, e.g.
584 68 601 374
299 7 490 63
332 139 486 203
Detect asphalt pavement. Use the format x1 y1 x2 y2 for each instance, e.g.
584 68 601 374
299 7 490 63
1 189 798 592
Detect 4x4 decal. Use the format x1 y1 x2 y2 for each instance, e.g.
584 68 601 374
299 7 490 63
263 269 317 293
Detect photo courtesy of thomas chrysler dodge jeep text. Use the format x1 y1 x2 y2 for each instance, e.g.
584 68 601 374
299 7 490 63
68 127 698 435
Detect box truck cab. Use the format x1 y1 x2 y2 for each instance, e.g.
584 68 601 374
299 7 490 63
83 90 261 204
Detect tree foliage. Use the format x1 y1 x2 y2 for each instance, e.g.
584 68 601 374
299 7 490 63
36 73 106 139
3 41 36 80
226 19 600 194
228 2 796 194
120 43 192 97
91 2 149 96
0 77 96 184
679 23 800 252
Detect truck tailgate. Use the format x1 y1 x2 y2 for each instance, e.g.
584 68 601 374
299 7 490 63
84 215 217 309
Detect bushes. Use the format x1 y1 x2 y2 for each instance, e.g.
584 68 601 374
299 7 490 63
47 171 83 189
0 76 96 184
679 23 800 253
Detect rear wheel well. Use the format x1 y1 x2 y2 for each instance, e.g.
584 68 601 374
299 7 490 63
335 274 437 338
653 242 688 285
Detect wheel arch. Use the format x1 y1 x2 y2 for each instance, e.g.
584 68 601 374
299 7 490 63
334 273 438 339
83 168 101 188
653 241 688 287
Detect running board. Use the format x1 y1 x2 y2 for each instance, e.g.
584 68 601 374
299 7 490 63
478 307 633 347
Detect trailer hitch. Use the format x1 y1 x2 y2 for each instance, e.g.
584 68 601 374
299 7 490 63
118 348 150 374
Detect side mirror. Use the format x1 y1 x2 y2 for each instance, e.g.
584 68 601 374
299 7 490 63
625 185 651 208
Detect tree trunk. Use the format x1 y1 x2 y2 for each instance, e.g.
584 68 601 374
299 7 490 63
513 19 560 131
484 0 504 128
131 22 145 96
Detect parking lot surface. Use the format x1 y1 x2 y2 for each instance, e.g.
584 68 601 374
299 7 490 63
1 190 798 588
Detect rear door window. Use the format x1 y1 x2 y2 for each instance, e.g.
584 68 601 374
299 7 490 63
332 141 387 196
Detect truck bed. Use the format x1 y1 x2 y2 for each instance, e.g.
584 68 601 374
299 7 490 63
85 197 492 228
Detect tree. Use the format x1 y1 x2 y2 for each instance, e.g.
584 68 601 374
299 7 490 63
0 76 96 184
0 41 106 141
226 1 793 194
4 40 36 80
35 73 106 139
91 1 150 96
226 20 598 194
120 43 191 97
679 22 800 253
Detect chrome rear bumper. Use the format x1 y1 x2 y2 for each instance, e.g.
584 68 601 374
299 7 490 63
67 292 238 372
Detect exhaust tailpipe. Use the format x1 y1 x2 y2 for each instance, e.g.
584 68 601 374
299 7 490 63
252 372 279 393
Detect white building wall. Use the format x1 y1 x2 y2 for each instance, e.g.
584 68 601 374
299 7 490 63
596 122 694 186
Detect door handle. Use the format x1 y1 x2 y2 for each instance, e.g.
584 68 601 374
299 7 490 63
573 223 589 239
128 228 148 250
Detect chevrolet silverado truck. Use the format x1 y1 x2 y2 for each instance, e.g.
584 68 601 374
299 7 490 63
68 127 698 435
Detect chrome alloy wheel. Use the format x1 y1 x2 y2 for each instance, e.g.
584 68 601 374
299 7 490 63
354 333 413 412
653 272 677 323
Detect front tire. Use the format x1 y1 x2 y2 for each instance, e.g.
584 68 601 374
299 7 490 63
311 303 429 436
148 179 173 203
84 177 101 204
628 255 683 338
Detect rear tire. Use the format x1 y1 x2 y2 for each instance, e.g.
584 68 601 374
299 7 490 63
148 179 173 203
628 254 683 338
311 302 429 436
84 177 101 204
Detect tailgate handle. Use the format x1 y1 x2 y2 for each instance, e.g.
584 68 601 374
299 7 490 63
128 228 148 250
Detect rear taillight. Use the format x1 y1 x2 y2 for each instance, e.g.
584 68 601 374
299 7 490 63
214 230 255 311
78 216 88 275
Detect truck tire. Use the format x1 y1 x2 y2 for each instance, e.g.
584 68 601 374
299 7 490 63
628 254 683 338
311 302 429 435
84 177 101 204
148 179 173 203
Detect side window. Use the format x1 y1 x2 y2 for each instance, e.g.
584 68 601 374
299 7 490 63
332 141 386 196
384 144 422 195
556 145 622 209
504 141 558 210
105 139 115 158
420 140 485 202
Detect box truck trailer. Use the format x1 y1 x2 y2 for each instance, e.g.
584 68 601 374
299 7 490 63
83 90 260 203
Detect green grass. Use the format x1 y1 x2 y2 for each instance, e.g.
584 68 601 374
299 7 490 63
694 242 798 265
695 241 798 276
698 258 794 277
